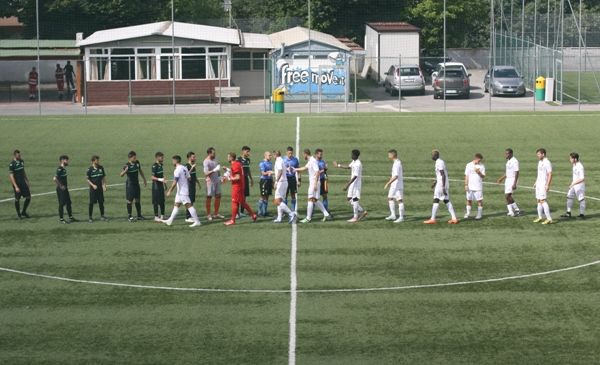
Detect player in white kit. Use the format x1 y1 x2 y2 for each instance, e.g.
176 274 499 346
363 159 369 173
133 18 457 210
464 153 486 220
294 149 331 223
424 150 459 225
162 155 201 228
334 149 367 223
383 149 405 223
272 150 296 224
561 152 586 219
496 148 521 216
533 148 553 224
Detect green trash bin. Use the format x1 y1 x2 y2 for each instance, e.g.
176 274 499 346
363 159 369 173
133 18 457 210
273 88 285 113
535 76 545 101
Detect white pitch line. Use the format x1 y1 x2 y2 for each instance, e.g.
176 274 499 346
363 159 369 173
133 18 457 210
1 259 598 294
288 116 300 365
0 183 125 203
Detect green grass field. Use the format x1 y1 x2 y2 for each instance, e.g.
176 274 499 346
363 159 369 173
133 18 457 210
1 112 599 364
562 71 600 104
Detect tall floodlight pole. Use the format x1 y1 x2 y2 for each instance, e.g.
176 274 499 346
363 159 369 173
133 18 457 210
489 0 494 112
172 0 176 113
533 0 537 112
443 0 446 112
578 0 581 110
521 0 525 83
36 0 41 115
308 0 312 113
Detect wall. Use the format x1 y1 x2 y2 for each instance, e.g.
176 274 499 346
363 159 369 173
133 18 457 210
378 33 419 81
85 79 223 105
0 59 78 82
231 70 268 97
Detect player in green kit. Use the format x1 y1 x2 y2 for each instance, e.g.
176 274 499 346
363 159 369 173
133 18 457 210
151 152 166 222
119 151 147 222
8 149 32 219
185 152 201 223
54 155 77 224
86 155 108 223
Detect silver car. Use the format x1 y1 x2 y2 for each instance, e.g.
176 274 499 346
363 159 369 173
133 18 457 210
484 66 526 97
383 64 426 96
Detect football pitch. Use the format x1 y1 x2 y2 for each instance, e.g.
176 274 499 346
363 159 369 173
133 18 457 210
1 112 599 364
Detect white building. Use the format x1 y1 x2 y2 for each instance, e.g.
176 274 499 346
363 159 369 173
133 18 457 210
364 22 420 82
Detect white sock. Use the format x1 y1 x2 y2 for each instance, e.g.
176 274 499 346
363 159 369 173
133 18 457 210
307 201 314 220
465 205 472 216
580 200 586 215
352 201 359 218
280 202 292 215
512 202 520 212
388 201 396 217
566 198 573 212
537 203 543 218
315 200 329 216
188 206 200 223
507 204 514 214
477 206 483 218
167 206 179 223
276 205 283 221
431 203 439 220
398 202 405 219
446 201 457 220
542 202 551 220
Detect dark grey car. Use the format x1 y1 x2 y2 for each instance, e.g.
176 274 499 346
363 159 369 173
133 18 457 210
484 66 526 97
433 67 471 99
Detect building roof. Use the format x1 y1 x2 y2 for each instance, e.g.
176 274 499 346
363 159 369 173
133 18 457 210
240 32 273 49
337 37 364 52
0 39 80 59
367 22 420 33
269 26 350 51
79 21 241 47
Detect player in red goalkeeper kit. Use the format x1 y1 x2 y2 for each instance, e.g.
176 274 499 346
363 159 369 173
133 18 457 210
224 152 257 226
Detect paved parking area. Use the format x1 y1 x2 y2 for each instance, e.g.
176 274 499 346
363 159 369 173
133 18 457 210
1 70 599 115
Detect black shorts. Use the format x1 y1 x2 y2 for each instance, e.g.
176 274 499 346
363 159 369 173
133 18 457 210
152 184 165 205
260 179 273 196
320 179 328 195
56 188 71 205
89 188 105 204
13 182 30 199
189 184 196 204
244 177 251 197
126 181 141 201
286 176 298 195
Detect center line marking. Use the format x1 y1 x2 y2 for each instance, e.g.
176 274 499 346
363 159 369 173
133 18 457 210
288 116 301 365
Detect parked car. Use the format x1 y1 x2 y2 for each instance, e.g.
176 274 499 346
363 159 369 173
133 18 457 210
484 66 526 97
420 56 452 78
431 62 469 86
383 64 426 96
432 66 471 99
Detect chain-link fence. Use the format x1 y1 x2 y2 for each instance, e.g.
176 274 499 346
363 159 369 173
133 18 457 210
2 0 600 115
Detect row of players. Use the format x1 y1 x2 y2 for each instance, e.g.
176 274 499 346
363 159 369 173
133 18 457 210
7 146 586 226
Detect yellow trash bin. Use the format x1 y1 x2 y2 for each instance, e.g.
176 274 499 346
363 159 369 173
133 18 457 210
535 76 545 101
273 88 285 113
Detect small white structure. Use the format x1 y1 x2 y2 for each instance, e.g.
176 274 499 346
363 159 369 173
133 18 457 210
364 22 420 82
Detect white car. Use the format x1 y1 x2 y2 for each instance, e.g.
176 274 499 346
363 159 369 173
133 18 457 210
431 62 469 86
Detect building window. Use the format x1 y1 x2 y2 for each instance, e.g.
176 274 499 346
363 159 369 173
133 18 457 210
111 57 135 80
233 51 267 71
182 56 206 79
160 56 180 80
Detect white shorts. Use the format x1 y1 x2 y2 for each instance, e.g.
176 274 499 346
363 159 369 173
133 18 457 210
433 185 449 201
535 185 547 200
175 194 191 205
388 188 403 200
275 180 288 200
466 190 483 201
206 179 222 197
347 186 361 200
567 185 585 201
504 178 517 194
308 182 321 200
